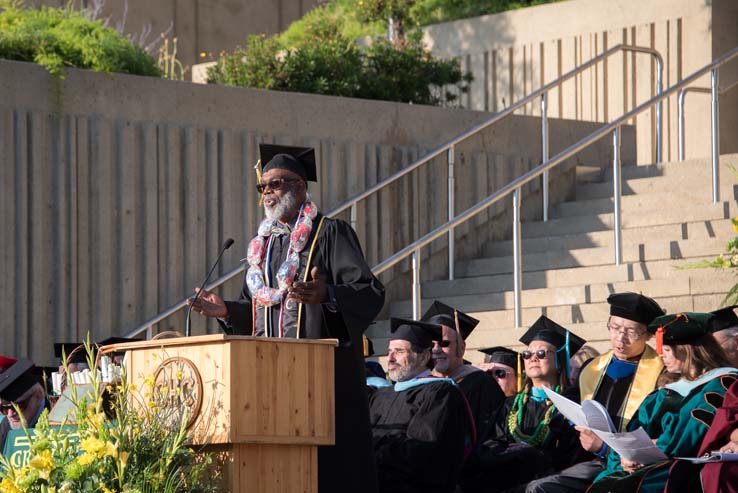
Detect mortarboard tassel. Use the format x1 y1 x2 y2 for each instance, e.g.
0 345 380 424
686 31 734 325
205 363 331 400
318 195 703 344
656 313 688 355
453 309 463 358
254 159 264 206
516 352 522 393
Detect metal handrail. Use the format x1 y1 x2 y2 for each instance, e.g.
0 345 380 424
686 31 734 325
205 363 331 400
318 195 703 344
678 79 738 161
373 43 738 326
125 43 663 339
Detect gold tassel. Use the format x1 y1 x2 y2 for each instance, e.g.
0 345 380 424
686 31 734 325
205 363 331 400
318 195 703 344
516 352 522 393
254 159 264 206
454 309 462 358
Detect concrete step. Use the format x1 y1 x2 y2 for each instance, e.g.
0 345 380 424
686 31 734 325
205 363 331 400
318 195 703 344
520 201 737 239
552 191 735 219
390 260 736 316
482 217 736 257
454 237 726 281
588 154 738 182
574 171 736 202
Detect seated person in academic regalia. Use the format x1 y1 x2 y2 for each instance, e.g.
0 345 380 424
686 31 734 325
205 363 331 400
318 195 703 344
711 305 738 367
477 346 522 398
0 357 51 447
471 316 587 493
590 312 738 493
422 301 505 444
696 378 738 493
525 292 665 493
364 335 391 390
369 317 473 493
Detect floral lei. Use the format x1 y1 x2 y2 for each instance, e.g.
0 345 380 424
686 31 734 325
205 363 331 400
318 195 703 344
507 384 560 448
245 199 317 307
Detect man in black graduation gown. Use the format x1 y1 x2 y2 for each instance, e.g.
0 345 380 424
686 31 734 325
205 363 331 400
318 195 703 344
525 293 665 493
369 318 473 493
189 143 385 493
422 301 505 443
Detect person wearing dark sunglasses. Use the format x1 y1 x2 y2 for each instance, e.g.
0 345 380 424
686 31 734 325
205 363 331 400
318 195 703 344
185 143 385 493
469 316 586 493
421 302 506 492
478 346 520 398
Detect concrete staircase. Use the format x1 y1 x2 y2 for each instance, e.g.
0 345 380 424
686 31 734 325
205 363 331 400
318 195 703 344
367 155 738 362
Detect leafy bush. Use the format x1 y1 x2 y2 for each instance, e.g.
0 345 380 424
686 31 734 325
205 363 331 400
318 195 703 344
208 4 470 106
0 0 160 77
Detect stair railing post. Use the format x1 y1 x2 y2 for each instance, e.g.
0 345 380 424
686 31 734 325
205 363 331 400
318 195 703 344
656 56 663 164
613 127 623 266
541 93 549 222
678 89 686 161
412 249 422 320
448 146 456 280
711 68 720 203
350 202 357 231
512 188 522 329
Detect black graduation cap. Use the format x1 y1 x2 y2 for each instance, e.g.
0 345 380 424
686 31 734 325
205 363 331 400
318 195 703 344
607 292 665 325
0 359 38 402
519 316 586 354
54 343 89 365
259 143 317 182
479 346 519 368
710 305 738 332
389 317 443 351
648 312 714 353
421 301 479 340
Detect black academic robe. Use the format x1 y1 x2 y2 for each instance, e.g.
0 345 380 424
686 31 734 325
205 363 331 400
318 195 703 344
456 370 506 444
369 379 472 493
221 213 385 493
470 389 584 492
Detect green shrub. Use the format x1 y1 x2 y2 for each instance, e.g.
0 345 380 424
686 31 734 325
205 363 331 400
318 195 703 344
0 0 160 77
208 3 470 106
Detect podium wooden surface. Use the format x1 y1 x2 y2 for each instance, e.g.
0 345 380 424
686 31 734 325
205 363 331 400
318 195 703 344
106 334 338 493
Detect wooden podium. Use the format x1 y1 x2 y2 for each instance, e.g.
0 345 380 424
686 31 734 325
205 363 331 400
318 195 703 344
106 334 337 493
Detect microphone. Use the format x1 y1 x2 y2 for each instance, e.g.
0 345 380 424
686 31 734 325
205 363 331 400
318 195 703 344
185 238 235 337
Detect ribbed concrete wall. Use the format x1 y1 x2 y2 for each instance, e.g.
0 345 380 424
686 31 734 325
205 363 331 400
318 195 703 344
0 60 622 365
424 0 738 165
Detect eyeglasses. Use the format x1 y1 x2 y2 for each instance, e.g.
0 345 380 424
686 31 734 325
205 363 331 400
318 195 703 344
492 368 510 379
255 178 300 194
0 394 33 414
521 349 551 360
433 340 452 348
607 324 645 340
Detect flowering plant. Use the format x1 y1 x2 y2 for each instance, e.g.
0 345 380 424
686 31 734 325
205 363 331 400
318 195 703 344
0 341 218 493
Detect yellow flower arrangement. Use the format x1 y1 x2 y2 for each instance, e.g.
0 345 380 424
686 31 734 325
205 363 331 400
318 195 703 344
0 338 219 493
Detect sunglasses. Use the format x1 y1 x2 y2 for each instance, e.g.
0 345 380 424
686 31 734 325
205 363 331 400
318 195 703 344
521 349 551 360
255 178 300 194
434 340 452 348
0 394 33 414
492 368 510 379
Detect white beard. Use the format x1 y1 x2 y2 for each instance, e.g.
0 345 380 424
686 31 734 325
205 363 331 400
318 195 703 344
264 189 300 221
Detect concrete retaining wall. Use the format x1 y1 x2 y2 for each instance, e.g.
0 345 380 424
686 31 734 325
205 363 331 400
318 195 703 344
0 59 626 364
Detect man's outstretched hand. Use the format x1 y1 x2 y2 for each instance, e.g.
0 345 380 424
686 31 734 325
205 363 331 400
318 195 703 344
288 267 329 304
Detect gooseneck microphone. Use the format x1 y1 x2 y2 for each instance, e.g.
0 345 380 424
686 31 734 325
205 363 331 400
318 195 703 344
185 238 235 337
